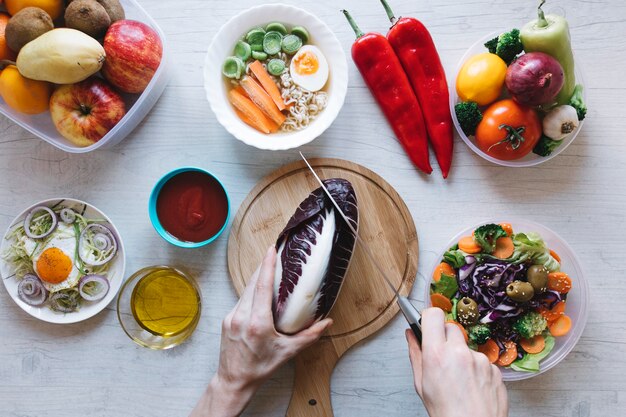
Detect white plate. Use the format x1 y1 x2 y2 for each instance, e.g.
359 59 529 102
204 4 348 150
0 198 126 324
425 219 589 381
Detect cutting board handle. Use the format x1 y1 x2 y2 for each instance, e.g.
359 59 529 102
285 339 341 417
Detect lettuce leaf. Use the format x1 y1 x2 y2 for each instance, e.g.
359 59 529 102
443 249 467 268
510 333 556 372
430 274 458 299
509 232 561 272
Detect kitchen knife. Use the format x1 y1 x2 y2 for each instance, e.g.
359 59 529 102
299 152 422 343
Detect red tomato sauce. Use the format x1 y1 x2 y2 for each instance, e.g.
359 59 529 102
156 171 228 243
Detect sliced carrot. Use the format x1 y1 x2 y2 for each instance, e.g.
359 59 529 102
432 262 455 282
458 236 482 254
446 320 469 343
478 339 499 363
248 60 287 111
547 272 572 294
549 314 572 337
240 76 286 126
431 293 452 312
495 341 517 366
493 236 514 259
549 249 561 264
520 335 546 354
499 223 513 236
538 301 566 326
228 88 276 134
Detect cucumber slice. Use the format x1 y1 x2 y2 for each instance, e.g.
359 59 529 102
250 43 264 52
267 59 286 76
245 27 266 45
281 34 302 55
222 56 244 79
252 51 268 61
234 41 251 61
291 26 309 43
265 22 288 35
263 31 283 55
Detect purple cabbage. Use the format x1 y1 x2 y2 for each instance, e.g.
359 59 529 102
272 178 358 334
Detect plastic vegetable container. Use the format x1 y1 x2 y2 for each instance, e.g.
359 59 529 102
450 32 586 167
425 219 588 381
0 0 170 153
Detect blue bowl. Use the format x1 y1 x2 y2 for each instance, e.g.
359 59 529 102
149 167 230 248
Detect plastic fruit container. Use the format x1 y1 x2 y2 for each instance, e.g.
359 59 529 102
451 31 585 167
0 0 170 153
425 219 588 381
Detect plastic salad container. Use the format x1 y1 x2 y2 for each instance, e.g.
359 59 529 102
0 0 170 153
425 219 589 381
450 31 586 167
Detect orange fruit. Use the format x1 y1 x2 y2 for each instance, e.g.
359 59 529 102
0 13 16 60
0 65 51 114
5 0 63 20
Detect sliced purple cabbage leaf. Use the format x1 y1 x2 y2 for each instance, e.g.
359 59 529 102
273 178 358 334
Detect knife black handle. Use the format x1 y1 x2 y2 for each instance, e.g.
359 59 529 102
409 321 422 345
398 296 422 345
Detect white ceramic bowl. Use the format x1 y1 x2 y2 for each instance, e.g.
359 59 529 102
0 0 170 153
204 4 348 150
426 219 589 381
451 31 585 167
0 198 126 324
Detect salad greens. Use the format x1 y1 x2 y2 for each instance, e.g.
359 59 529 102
430 273 458 299
511 334 556 372
474 224 508 253
509 232 560 271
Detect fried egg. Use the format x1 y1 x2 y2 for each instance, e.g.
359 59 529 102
23 223 81 292
289 45 329 92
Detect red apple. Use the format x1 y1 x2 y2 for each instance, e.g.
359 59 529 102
50 78 126 147
102 20 163 94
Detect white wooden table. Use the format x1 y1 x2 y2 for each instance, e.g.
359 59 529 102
1 0 625 416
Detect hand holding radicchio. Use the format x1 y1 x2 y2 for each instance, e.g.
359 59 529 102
272 178 358 334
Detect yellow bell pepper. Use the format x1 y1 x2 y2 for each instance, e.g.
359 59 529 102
456 53 507 106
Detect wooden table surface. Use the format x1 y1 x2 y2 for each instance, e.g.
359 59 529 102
1 0 624 416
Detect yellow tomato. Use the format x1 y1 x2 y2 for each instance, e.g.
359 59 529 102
5 0 63 20
0 65 51 114
456 53 507 106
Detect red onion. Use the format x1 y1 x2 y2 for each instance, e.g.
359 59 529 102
23 206 57 239
78 275 110 301
17 274 48 306
505 52 564 107
79 224 118 266
60 208 76 224
49 290 80 313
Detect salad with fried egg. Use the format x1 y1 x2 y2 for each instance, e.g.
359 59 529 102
2 201 117 313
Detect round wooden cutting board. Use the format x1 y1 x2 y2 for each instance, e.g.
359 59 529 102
227 158 418 417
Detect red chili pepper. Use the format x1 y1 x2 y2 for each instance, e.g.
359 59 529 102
380 0 454 179
342 9 432 175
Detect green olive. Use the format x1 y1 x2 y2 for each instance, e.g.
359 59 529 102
506 280 535 302
527 264 548 293
456 297 479 326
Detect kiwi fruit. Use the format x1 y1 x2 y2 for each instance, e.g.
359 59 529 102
65 0 111 39
68 0 125 23
5 7 54 53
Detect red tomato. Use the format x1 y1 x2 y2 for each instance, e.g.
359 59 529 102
475 99 542 160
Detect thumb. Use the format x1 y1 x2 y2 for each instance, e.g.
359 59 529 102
406 329 424 398
290 318 333 349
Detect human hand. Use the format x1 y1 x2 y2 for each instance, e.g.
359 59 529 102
191 246 333 417
406 308 508 417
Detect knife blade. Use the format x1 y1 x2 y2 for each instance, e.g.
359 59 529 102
299 152 422 343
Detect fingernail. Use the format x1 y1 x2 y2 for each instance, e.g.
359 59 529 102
267 245 275 255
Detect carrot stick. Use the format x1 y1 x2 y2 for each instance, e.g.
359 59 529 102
458 236 481 254
228 88 276 134
431 293 452 312
499 223 513 236
495 341 517 366
446 320 469 343
432 262 455 282
549 249 561 264
549 314 572 337
520 335 545 354
248 60 287 111
240 76 287 126
547 272 572 294
493 236 514 259
478 339 499 363
234 108 279 133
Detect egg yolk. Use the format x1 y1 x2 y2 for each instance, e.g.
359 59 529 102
293 51 319 75
36 248 72 284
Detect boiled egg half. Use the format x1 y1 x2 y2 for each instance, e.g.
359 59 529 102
289 45 329 92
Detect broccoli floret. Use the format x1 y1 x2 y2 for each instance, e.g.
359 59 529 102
484 29 523 64
468 324 491 345
512 311 548 339
454 102 483 136
473 224 508 253
533 135 562 157
569 84 586 121
484 36 498 54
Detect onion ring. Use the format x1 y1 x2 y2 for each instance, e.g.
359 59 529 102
49 290 80 313
79 224 118 266
60 208 76 224
23 206 57 239
17 274 48 306
78 275 110 302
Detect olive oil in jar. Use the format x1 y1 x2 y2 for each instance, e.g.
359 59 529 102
130 268 200 337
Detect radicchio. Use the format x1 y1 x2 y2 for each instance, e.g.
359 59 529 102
272 178 358 334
